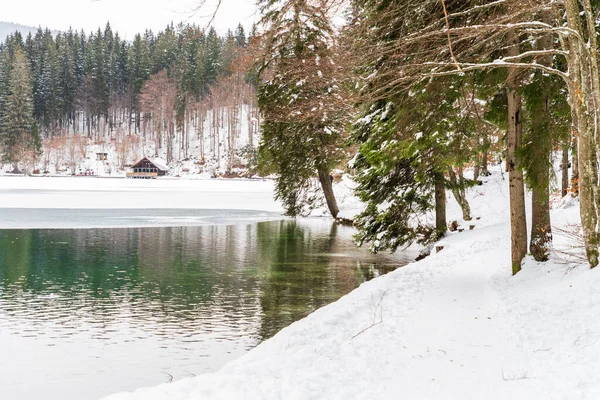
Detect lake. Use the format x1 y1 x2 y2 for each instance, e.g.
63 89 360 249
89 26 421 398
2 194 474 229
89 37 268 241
0 218 412 400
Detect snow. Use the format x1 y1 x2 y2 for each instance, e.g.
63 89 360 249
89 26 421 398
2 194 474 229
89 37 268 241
0 173 370 229
101 165 599 399
333 175 364 220
0 103 260 179
0 176 282 213
150 158 169 171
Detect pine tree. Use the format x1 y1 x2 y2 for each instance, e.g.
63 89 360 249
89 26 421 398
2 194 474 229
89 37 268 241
151 24 178 74
0 47 10 123
520 43 571 262
234 24 247 48
347 1 485 251
220 30 238 77
351 76 481 252
204 27 221 86
91 28 109 120
128 32 151 132
57 30 78 128
0 48 39 171
256 0 347 218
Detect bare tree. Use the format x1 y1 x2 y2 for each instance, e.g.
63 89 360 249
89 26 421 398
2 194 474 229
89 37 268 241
65 136 87 174
139 70 178 163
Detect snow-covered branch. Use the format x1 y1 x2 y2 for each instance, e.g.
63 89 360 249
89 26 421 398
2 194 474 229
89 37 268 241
500 49 569 62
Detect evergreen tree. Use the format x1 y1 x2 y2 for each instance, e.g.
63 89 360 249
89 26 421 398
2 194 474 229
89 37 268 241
234 24 247 48
220 30 238 77
257 0 346 218
152 24 178 74
91 28 109 119
57 30 78 126
204 27 222 86
347 1 480 250
0 47 10 121
521 58 570 262
351 76 480 252
0 48 39 171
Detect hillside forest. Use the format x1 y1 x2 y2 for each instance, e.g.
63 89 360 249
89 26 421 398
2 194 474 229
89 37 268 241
0 22 259 174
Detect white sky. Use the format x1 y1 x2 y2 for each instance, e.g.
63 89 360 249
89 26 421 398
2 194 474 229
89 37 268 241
2 0 259 39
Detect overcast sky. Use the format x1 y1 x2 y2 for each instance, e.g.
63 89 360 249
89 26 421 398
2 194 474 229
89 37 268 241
2 0 259 39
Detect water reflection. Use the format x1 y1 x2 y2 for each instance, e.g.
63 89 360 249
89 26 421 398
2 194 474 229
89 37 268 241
0 220 411 400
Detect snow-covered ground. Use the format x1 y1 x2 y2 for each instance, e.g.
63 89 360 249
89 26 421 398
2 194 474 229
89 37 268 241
101 166 599 400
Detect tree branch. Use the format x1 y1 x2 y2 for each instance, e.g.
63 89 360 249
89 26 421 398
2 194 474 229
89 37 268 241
441 0 463 73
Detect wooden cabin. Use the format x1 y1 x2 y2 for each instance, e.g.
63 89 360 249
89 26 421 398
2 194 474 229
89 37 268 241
127 157 169 179
96 152 109 161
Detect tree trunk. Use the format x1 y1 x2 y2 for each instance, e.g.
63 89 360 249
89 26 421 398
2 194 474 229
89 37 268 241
565 0 599 267
434 171 447 237
506 30 528 275
562 143 569 197
317 163 339 218
571 136 579 195
481 145 489 175
530 161 551 261
86 114 91 137
576 119 599 267
448 166 472 221
473 157 480 182
529 21 552 263
579 0 600 247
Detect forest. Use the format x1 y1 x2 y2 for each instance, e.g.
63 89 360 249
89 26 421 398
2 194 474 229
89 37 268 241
2 0 600 274
0 21 259 172
253 0 600 274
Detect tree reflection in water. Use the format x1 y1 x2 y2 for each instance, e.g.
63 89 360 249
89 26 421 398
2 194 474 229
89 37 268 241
0 220 412 399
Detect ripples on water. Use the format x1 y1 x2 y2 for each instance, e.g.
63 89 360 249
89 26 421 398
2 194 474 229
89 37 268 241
0 220 411 400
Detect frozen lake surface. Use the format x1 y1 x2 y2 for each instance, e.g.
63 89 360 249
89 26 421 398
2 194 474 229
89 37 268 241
0 208 283 229
0 177 284 228
0 176 282 211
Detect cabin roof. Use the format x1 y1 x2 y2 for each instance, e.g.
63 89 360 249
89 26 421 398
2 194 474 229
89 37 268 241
132 157 170 171
152 158 169 171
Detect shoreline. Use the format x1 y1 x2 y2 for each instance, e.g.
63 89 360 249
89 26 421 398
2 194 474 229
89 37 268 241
101 171 597 400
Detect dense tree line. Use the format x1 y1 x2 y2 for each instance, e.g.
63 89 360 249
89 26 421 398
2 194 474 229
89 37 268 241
0 22 257 168
255 0 599 273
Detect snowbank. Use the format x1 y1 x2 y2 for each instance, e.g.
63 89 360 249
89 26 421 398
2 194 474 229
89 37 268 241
102 168 599 399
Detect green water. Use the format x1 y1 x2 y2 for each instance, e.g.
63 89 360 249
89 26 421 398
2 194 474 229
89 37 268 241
0 219 411 400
